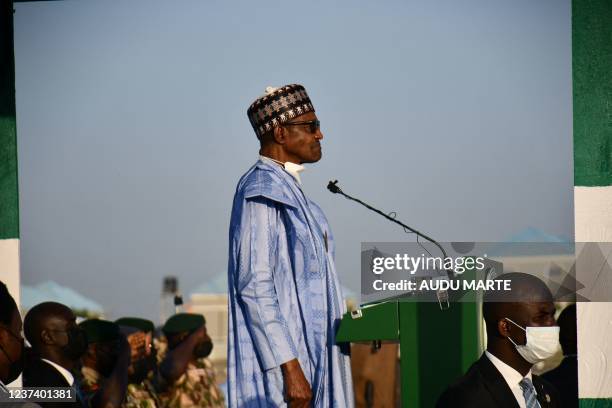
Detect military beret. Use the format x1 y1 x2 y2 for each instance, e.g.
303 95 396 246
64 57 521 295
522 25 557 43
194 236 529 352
79 319 120 344
115 317 155 333
118 325 139 337
162 313 205 335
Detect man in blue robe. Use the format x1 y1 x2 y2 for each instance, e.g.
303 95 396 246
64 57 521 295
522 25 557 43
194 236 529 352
227 84 354 407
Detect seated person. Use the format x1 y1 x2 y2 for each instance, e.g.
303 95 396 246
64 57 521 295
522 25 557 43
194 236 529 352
158 313 224 408
115 317 160 408
437 272 562 408
0 281 24 390
542 304 578 408
23 301 87 407
78 319 130 408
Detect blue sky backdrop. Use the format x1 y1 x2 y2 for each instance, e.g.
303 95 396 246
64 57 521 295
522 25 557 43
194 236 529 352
14 0 572 322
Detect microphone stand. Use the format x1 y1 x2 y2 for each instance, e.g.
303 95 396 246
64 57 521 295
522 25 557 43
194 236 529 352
327 180 452 309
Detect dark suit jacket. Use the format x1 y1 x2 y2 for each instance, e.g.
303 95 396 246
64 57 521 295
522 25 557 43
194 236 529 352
436 354 561 408
23 358 83 408
542 356 578 408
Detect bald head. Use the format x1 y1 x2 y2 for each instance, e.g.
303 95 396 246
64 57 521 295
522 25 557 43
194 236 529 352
483 273 554 339
24 302 75 350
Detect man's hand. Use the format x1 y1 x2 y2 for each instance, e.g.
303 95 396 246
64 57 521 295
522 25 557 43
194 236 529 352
281 359 312 408
159 325 207 383
189 325 207 343
126 332 147 360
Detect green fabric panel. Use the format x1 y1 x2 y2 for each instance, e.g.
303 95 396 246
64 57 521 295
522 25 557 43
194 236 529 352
572 0 612 187
396 302 480 407
580 399 612 408
416 303 464 408
0 1 19 239
399 302 420 407
461 302 481 372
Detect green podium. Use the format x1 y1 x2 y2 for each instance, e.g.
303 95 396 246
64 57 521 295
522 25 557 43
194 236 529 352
336 300 483 407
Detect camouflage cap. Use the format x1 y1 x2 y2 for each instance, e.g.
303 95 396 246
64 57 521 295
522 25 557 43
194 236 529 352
162 313 205 335
79 319 120 343
115 317 155 333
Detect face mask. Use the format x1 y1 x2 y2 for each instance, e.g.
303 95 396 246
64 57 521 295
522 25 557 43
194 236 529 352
505 317 560 364
193 340 213 359
0 328 24 384
62 327 88 361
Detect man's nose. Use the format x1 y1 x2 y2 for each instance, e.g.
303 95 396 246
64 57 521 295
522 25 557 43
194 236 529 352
315 129 324 140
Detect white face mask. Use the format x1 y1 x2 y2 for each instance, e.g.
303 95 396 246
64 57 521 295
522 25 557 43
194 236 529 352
505 317 560 364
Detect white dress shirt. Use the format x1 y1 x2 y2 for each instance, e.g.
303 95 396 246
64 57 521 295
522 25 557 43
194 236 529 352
41 358 74 386
485 351 536 408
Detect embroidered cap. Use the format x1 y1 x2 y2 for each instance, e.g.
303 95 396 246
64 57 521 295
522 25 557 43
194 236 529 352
247 84 315 138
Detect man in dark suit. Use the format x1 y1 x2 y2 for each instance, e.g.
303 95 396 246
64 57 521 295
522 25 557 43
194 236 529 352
0 281 24 391
23 302 88 407
542 304 578 407
437 273 562 408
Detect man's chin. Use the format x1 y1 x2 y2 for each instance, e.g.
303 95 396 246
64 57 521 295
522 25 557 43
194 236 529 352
305 154 322 164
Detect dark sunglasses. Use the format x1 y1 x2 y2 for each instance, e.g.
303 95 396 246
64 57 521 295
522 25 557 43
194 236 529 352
283 119 320 134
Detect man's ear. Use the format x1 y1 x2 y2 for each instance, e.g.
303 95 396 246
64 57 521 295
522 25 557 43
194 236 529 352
40 329 55 346
497 319 511 338
272 126 287 145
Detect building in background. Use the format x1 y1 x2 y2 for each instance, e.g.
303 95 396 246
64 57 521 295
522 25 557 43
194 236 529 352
21 280 104 319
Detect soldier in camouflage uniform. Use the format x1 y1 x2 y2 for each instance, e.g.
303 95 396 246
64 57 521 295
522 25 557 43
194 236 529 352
78 319 130 408
157 313 224 408
115 318 161 408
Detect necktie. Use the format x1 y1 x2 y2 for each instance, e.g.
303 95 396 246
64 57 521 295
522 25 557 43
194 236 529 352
72 381 86 406
519 378 542 408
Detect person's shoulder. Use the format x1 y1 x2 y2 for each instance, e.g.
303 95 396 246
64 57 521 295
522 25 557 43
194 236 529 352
23 359 67 387
239 162 278 189
542 356 576 383
436 360 487 408
238 163 298 209
196 357 218 375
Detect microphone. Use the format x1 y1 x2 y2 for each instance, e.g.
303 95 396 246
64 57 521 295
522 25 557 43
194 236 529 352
327 180 342 194
326 179 449 262
326 179 453 309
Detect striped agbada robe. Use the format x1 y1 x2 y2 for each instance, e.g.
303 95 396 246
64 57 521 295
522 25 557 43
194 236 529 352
227 158 353 407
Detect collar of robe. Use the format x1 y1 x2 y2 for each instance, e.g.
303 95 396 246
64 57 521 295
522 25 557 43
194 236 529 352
259 155 305 185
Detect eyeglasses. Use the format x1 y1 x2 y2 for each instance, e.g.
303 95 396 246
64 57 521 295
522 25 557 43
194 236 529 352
283 119 320 134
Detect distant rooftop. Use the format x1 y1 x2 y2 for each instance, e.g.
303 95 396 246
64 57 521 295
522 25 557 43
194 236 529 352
486 227 574 257
21 281 104 313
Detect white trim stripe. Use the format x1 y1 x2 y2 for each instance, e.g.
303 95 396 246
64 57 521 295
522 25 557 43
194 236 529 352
574 186 612 398
0 238 20 307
